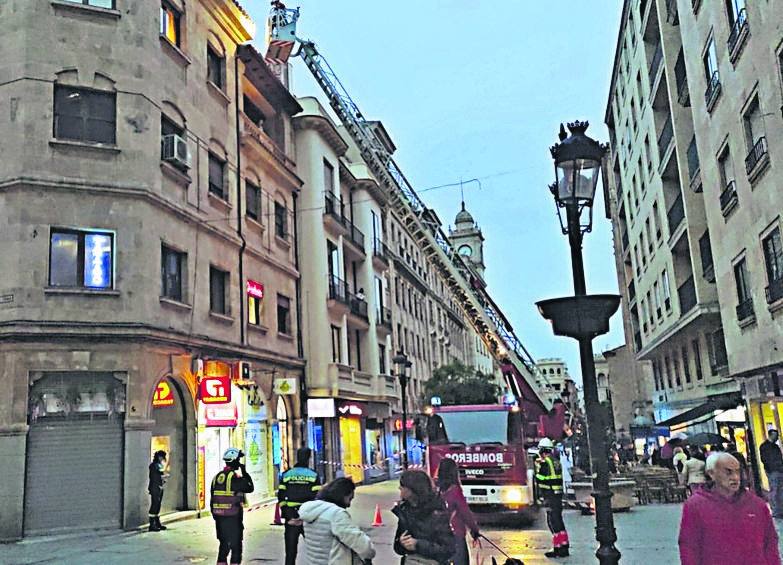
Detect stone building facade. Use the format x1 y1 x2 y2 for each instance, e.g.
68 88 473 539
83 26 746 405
0 0 304 540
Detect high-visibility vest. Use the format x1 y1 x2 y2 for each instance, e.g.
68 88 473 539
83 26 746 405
211 470 243 517
535 456 563 493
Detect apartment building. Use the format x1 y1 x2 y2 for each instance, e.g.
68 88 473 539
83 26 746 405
672 0 783 485
0 0 305 540
535 358 574 406
604 0 743 447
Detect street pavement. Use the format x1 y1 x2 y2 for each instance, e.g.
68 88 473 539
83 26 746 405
2 479 778 564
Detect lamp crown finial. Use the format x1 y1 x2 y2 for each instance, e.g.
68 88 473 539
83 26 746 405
567 120 590 135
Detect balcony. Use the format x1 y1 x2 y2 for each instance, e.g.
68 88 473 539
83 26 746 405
744 137 770 183
657 116 674 166
687 137 702 193
666 0 679 24
323 191 347 233
327 275 349 305
719 181 738 217
628 280 636 303
735 297 755 324
372 238 390 266
675 52 689 107
704 71 722 112
767 278 783 305
727 9 749 63
240 113 295 173
343 216 366 254
348 290 369 321
649 43 664 90
678 276 697 315
667 193 685 234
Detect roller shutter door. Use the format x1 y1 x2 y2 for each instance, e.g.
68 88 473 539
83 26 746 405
25 417 124 535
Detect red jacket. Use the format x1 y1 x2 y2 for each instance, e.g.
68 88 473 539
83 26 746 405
441 485 479 539
678 486 781 565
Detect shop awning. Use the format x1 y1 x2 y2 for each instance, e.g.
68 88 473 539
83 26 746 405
656 391 743 428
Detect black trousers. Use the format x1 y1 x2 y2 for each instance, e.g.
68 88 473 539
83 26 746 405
215 516 243 564
452 536 470 565
148 488 163 517
284 523 304 565
545 492 566 534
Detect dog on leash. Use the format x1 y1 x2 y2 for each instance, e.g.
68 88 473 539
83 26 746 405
491 557 525 565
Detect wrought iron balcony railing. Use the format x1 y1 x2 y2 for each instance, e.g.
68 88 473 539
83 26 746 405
324 192 345 225
348 291 368 319
704 70 721 110
373 238 390 262
345 217 365 250
727 9 748 56
719 181 738 213
379 306 393 329
766 278 783 304
327 275 349 304
736 297 755 322
744 136 768 175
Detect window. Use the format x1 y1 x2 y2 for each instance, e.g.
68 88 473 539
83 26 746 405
207 45 225 90
331 325 341 362
703 39 719 81
692 339 704 380
209 266 229 315
673 353 682 387
243 95 264 126
664 356 673 388
725 0 746 26
65 0 114 8
652 360 661 390
161 115 183 139
246 181 261 221
662 268 672 310
161 245 185 301
653 281 662 318
762 227 783 285
274 202 287 239
247 281 264 326
652 201 662 239
324 160 335 193
208 153 226 199
734 258 751 303
742 96 764 152
277 294 291 335
718 145 735 187
682 346 692 383
644 135 652 172
645 218 654 253
160 2 181 46
53 85 116 145
49 229 114 289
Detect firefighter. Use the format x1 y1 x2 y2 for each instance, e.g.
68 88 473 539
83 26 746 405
210 448 254 565
277 447 321 565
536 437 570 558
148 450 168 532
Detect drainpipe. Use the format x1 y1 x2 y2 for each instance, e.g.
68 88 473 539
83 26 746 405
235 55 246 346
293 192 308 447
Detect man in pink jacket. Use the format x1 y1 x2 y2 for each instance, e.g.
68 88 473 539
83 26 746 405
678 451 781 565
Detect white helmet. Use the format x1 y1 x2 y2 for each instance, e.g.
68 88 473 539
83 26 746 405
223 448 243 462
538 438 554 450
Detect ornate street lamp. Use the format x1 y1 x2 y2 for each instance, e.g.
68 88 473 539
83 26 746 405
537 121 622 565
393 349 413 469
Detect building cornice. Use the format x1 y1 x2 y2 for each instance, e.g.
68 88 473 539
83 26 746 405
293 115 349 156
636 302 721 360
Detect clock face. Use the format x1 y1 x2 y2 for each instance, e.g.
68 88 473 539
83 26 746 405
458 245 473 257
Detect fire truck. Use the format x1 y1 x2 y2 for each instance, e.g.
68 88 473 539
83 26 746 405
424 404 538 522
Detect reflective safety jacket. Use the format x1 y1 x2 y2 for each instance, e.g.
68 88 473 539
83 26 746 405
211 467 254 518
277 466 321 520
535 455 563 494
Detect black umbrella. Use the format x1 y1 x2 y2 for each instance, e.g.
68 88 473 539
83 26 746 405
686 432 726 447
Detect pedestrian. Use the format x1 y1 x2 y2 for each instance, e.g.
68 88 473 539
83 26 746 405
678 452 781 565
725 441 749 488
210 448 254 565
760 429 783 518
436 457 479 565
682 446 706 495
278 446 321 565
535 438 569 558
392 469 455 565
673 446 688 485
148 450 168 532
299 477 376 564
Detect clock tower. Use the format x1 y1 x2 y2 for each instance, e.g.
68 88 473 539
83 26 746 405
449 201 486 281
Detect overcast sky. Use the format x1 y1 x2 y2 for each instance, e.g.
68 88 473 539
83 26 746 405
247 1 625 386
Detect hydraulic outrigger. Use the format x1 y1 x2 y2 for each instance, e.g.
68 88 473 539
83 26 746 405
265 3 551 418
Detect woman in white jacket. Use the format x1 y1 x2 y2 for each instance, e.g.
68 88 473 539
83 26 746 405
299 477 376 565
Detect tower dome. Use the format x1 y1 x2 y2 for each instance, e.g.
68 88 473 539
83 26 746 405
454 202 475 226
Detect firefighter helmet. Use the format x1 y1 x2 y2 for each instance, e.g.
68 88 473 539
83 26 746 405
538 438 555 451
222 448 244 462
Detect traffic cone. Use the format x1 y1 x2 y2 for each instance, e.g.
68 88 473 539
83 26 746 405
371 504 383 527
271 502 282 525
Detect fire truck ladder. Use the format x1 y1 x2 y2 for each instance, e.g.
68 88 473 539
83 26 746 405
267 6 550 410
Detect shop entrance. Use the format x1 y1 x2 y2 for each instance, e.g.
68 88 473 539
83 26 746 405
151 377 188 513
339 416 363 484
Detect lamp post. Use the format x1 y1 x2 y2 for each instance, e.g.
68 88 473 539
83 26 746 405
393 349 413 469
536 121 622 565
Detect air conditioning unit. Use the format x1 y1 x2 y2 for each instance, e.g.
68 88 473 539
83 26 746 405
161 133 191 169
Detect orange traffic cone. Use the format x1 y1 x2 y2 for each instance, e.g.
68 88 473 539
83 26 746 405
271 502 282 525
371 504 383 527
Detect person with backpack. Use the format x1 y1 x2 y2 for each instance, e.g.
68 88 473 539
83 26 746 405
436 458 479 565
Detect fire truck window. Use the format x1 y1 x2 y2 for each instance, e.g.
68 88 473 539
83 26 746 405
507 411 524 444
427 414 448 444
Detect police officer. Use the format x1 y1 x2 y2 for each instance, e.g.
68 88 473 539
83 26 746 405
148 450 168 532
535 438 570 558
277 447 321 565
211 448 254 565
